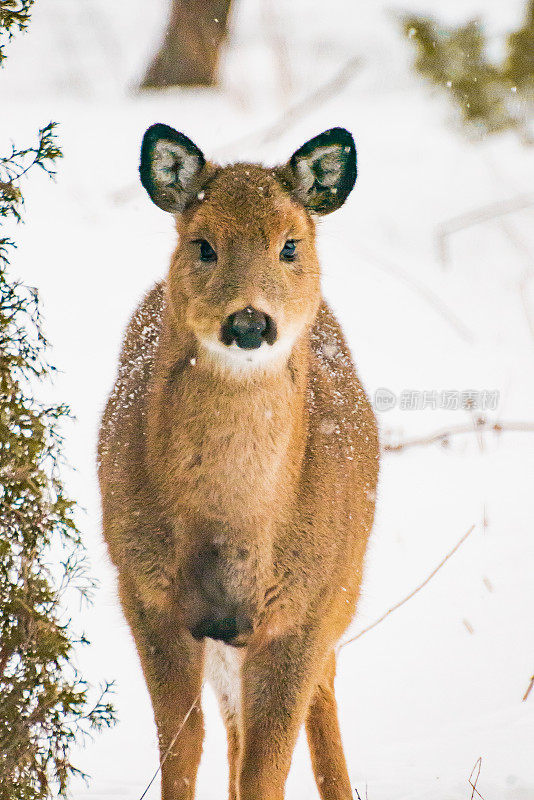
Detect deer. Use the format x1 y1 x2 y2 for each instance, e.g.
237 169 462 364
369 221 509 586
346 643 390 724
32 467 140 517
98 123 379 800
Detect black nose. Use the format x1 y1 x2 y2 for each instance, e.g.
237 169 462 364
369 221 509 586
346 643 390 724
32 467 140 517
220 307 277 349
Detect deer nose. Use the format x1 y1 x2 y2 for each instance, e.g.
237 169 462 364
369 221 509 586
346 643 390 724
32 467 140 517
220 307 277 349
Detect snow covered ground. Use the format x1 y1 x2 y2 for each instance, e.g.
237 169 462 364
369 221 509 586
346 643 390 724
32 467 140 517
2 0 534 798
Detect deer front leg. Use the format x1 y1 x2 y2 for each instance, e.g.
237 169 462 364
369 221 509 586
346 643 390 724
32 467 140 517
238 629 329 800
224 715 240 800
118 576 205 800
305 651 352 800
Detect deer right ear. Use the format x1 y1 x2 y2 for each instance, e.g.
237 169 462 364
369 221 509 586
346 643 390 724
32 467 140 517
139 123 206 213
282 127 357 215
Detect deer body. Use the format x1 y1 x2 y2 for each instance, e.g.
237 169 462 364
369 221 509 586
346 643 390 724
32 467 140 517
99 127 379 800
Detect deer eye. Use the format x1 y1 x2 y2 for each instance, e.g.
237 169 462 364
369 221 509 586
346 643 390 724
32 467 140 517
194 239 217 263
280 239 297 262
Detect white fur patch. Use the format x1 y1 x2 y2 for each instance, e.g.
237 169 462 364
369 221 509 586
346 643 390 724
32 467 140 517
199 333 298 375
152 139 199 192
204 639 244 718
294 144 345 191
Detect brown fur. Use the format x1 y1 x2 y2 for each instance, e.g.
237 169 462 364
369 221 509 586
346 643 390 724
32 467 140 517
98 158 379 800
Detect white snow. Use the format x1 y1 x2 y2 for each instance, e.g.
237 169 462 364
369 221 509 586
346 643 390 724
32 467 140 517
2 0 533 798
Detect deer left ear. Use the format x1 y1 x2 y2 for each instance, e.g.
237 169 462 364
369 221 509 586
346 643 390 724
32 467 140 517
283 127 357 215
139 123 206 214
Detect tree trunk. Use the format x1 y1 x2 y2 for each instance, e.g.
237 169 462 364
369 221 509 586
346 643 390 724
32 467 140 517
141 0 233 88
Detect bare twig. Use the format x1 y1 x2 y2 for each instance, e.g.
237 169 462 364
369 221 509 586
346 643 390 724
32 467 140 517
522 674 534 702
339 525 476 650
261 0 293 108
463 618 474 634
0 645 10 678
214 54 362 158
500 219 534 347
382 419 534 454
467 406 485 453
436 193 534 266
356 244 474 343
519 276 534 343
138 692 201 800
469 757 486 800
483 157 534 348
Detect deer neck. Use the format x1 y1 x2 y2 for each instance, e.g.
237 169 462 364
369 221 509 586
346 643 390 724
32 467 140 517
148 294 310 528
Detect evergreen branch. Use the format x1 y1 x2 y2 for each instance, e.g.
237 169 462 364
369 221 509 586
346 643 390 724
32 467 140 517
401 1 534 140
0 0 35 65
0 123 63 224
0 32 114 797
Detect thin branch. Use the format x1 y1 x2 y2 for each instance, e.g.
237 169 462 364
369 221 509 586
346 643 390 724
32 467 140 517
482 156 534 347
339 524 476 650
522 675 534 702
469 757 486 800
519 275 534 343
138 692 201 800
382 419 534 454
214 54 362 158
436 193 534 266
0 644 11 678
80 680 115 723
261 0 293 109
356 244 475 343
494 213 534 348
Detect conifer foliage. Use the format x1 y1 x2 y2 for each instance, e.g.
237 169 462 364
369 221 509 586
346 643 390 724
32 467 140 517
0 0 34 65
403 0 534 140
1 9 115 800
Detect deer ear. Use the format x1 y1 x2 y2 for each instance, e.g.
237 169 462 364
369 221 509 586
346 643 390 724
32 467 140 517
139 123 206 213
284 127 357 215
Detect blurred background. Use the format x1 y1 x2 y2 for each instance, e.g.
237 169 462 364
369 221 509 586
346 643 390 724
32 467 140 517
1 0 534 798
